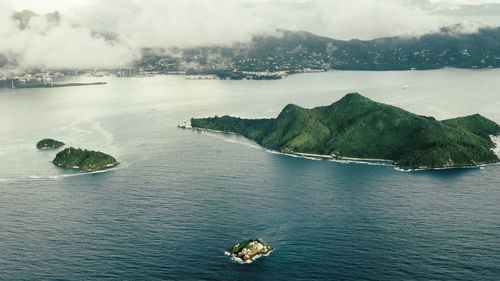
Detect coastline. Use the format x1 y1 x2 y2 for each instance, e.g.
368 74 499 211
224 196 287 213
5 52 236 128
11 82 107 89
288 152 393 163
182 125 498 170
54 161 119 172
182 123 238 135
193 127 236 135
225 249 274 264
183 125 395 164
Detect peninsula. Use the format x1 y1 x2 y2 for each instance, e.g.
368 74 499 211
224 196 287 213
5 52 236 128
10 82 107 89
36 138 64 149
191 93 500 169
227 239 273 263
53 147 118 172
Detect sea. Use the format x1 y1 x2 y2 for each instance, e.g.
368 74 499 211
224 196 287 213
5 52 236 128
1 69 499 280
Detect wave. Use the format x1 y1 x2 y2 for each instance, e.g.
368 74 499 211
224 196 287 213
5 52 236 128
301 156 321 161
26 163 127 181
393 165 483 172
194 129 500 171
329 158 392 166
225 249 274 264
266 150 299 158
393 167 416 172
265 150 322 160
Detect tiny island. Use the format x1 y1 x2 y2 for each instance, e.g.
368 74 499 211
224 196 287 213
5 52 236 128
36 138 65 149
227 239 273 263
190 93 500 169
53 147 118 172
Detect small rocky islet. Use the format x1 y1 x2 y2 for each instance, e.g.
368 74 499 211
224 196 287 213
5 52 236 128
227 239 273 263
53 147 119 172
36 138 65 149
36 139 118 172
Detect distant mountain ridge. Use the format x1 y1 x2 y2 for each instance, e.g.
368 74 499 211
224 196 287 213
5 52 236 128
2 16 500 75
191 93 500 169
138 25 500 76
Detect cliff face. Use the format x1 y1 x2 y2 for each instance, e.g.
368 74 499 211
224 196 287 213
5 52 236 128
191 93 500 169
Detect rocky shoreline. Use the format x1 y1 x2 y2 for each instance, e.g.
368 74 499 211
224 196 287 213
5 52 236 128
227 239 273 263
52 147 119 172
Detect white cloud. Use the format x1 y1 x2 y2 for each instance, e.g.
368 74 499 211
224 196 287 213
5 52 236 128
1 0 499 70
67 0 449 46
64 0 500 44
0 0 137 70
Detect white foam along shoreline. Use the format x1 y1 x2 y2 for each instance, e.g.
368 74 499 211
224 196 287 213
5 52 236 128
491 135 500 158
26 162 126 181
191 126 236 135
184 126 499 170
225 249 274 264
187 126 393 163
278 151 393 164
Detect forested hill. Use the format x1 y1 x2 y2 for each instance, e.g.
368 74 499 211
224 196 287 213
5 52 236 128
191 93 500 169
138 26 500 75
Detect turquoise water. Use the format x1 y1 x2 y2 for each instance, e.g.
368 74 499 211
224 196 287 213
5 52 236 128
1 69 500 280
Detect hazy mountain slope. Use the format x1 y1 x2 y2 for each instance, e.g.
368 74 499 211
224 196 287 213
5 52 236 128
138 26 500 74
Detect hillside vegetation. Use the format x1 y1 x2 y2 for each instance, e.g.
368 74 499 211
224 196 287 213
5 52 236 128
53 147 118 172
191 93 500 169
36 138 64 149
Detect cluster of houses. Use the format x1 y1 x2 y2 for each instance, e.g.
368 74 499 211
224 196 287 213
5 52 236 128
0 72 64 88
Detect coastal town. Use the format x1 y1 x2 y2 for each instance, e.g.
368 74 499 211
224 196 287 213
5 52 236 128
3 26 500 87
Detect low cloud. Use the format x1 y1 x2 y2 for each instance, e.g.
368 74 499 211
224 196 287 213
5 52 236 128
73 0 452 45
1 0 499 71
0 0 137 70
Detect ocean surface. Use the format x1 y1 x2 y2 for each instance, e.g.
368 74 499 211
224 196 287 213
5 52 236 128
1 69 500 280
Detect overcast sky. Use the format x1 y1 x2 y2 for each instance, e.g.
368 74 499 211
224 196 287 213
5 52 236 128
1 0 500 70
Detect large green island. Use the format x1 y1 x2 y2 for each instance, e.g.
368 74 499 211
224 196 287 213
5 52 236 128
191 93 500 169
53 147 119 172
